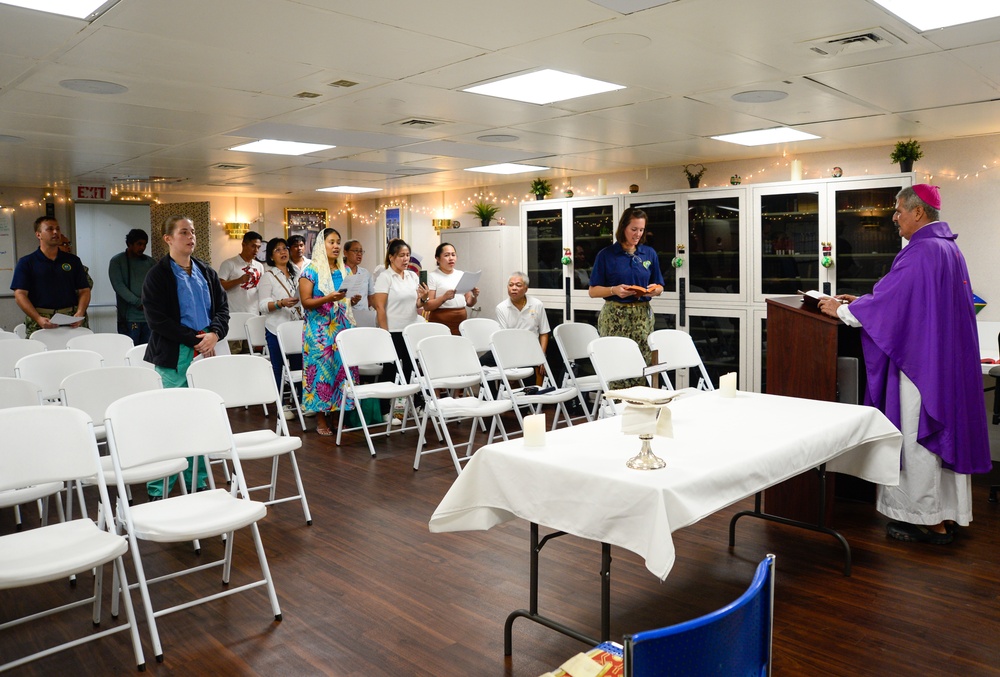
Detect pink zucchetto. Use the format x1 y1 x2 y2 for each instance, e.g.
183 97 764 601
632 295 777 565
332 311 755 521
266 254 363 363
912 184 941 210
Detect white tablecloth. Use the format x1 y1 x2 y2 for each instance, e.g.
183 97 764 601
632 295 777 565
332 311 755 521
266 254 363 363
429 391 902 580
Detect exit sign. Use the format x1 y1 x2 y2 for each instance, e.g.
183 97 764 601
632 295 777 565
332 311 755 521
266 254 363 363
72 185 109 201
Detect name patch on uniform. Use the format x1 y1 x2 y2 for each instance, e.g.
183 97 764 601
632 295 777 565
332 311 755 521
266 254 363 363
61 263 72 272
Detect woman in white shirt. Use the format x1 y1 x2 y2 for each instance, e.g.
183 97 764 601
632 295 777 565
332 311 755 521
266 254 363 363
257 237 302 389
425 242 479 335
372 239 429 409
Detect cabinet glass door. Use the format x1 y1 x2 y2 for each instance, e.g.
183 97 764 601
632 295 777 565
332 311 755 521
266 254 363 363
834 186 901 296
629 200 677 293
570 203 615 290
525 207 564 291
760 192 820 295
688 309 743 389
688 196 741 295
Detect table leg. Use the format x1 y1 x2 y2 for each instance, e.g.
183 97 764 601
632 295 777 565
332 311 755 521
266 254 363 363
728 464 852 576
504 522 608 655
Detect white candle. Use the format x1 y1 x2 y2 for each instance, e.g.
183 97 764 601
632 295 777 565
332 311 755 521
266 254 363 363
597 178 607 195
523 413 546 447
790 159 803 181
719 372 737 398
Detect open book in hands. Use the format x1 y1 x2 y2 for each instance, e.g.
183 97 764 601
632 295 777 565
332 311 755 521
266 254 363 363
799 289 832 309
622 284 654 296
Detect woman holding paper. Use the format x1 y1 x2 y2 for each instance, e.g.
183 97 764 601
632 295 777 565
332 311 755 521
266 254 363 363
425 242 479 335
588 207 665 385
257 237 303 389
298 227 358 436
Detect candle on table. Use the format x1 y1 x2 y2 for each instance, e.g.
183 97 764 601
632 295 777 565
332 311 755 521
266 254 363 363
523 413 546 447
719 372 737 398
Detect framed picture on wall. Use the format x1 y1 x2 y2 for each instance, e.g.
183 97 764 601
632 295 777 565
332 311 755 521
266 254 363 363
284 208 328 259
384 206 403 246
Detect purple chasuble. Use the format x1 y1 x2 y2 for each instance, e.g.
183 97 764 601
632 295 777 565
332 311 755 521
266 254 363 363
849 221 990 474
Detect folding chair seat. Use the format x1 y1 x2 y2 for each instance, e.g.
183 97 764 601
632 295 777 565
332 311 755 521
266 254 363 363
415 335 512 473
647 329 714 391
459 317 534 385
125 343 156 370
553 321 602 422
490 328 579 431
0 405 144 673
335 327 423 457
66 333 135 367
186 355 311 525
104 388 281 662
14 349 103 403
276 320 307 431
60 367 183 517
0 338 45 377
588 336 654 418
29 326 93 350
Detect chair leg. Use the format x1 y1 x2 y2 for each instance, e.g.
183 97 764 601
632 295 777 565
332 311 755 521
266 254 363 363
222 530 235 583
250 522 282 621
92 561 104 625
114 555 146 670
268 457 279 503
128 536 165 661
287 451 312 525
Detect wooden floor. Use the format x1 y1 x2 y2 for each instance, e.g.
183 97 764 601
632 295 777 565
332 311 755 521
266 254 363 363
3 406 1000 676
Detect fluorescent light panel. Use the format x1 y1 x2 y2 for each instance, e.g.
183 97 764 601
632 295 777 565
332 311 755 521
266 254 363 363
465 163 550 175
316 186 380 194
464 69 625 105
229 139 334 156
711 127 820 147
0 0 114 19
870 0 1000 30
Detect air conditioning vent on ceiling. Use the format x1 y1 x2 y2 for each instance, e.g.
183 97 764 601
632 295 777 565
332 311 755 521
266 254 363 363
802 27 904 57
327 79 358 88
391 117 449 129
211 163 249 171
294 91 322 99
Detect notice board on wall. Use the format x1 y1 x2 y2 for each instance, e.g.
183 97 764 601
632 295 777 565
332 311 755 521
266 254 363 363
0 210 15 297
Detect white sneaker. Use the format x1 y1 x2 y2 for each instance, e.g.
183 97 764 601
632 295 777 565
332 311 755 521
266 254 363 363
391 411 403 426
282 405 295 420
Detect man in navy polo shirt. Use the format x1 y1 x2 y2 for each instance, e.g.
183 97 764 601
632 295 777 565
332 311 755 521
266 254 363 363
10 216 90 336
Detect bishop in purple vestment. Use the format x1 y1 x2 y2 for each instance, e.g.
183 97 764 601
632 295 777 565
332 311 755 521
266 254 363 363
819 184 990 545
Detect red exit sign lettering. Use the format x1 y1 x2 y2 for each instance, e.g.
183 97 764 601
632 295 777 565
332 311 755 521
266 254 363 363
73 185 109 201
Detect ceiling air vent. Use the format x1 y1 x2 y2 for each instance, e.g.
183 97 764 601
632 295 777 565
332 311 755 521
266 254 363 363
802 27 903 57
391 117 448 129
327 79 358 88
211 163 249 171
294 91 322 99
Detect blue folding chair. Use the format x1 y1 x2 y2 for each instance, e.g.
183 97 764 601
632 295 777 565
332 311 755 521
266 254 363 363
624 554 775 676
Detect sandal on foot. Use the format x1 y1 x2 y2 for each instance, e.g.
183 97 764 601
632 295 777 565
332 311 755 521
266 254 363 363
315 426 333 436
886 521 953 544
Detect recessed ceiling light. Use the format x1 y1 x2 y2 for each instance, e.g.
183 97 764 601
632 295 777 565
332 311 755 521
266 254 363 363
477 134 520 143
731 89 788 104
870 0 1000 30
711 127 820 146
59 79 128 95
0 134 26 144
465 163 550 175
229 140 335 156
316 186 380 194
0 0 118 20
464 69 625 105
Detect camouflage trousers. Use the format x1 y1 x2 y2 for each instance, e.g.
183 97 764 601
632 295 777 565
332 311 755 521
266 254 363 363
597 301 653 389
25 306 90 337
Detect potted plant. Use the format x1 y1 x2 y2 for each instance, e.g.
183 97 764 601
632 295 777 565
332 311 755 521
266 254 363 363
467 200 500 227
683 164 706 188
890 139 923 173
530 177 552 200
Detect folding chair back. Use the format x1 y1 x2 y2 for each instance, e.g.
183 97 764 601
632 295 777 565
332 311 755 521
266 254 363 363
125 343 155 369
647 329 714 390
276 320 306 429
14 323 27 339
0 407 103 486
14 349 104 401
419 334 489 382
60 367 163 430
588 336 650 416
459 317 501 355
0 376 41 408
0 338 45 377
491 329 578 429
553 322 602 421
0 331 19 341
337 325 403 371
227 312 255 346
490 328 547 370
186 354 279 408
29 326 93 350
245 314 268 356
66 332 135 366
403 321 452 384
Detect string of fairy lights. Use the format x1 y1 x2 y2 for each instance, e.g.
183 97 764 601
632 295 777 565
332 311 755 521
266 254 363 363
3 158 1000 216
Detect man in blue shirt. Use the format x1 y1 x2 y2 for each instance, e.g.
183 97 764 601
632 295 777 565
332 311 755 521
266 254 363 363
10 216 90 336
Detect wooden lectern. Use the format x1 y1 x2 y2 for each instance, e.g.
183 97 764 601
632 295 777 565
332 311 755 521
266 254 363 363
763 295 866 522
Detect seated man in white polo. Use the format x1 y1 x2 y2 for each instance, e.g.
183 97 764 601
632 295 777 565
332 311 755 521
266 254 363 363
496 271 550 384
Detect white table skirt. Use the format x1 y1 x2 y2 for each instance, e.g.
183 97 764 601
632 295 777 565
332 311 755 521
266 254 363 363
429 390 902 580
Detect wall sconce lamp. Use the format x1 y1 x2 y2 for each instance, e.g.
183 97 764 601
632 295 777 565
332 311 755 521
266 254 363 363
432 218 453 234
225 221 250 238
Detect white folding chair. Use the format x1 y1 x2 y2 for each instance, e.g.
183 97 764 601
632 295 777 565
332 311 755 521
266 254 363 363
276 320 306 431
186 355 312 524
0 405 144 673
553 322 602 422
66 333 135 367
415 335 512 473
244 314 269 358
335 327 423 456
125 343 155 370
490 328 579 431
0 378 65 530
105 388 281 663
647 329 715 391
60 367 184 518
0 338 45 377
588 336 654 418
459 317 534 386
29 326 93 350
0 331 19 341
13 323 27 339
14 349 104 403
227 311 255 351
